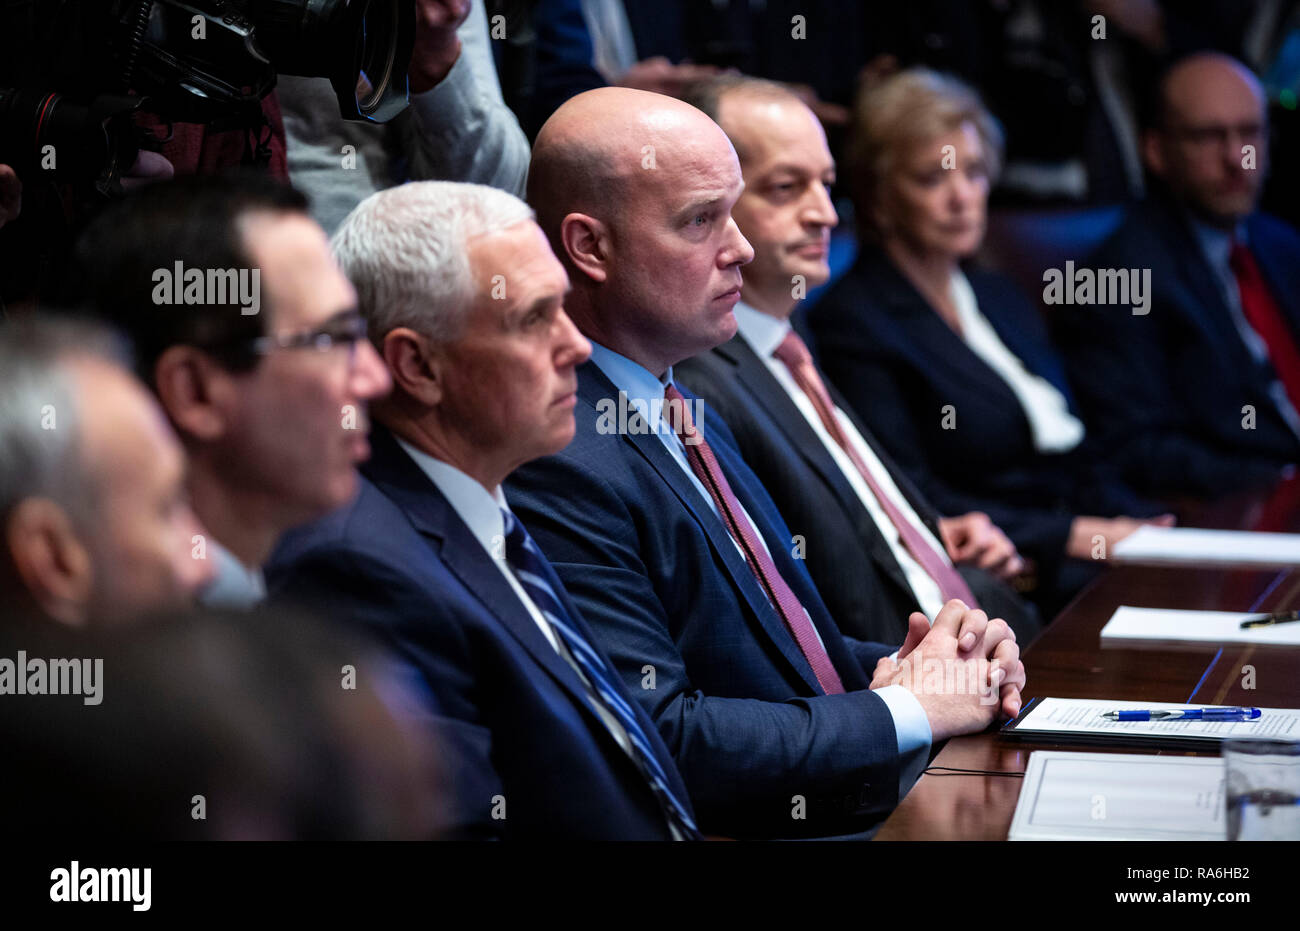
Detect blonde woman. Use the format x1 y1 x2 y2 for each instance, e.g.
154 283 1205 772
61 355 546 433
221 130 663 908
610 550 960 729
809 68 1170 614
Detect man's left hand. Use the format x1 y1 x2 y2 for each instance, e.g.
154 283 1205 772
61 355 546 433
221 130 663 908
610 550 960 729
938 512 1024 580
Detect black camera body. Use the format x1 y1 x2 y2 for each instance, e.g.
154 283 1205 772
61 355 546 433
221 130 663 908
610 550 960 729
0 0 414 188
117 0 415 125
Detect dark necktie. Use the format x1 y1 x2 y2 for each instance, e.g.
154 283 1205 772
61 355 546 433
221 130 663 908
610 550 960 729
772 329 978 608
1230 240 1300 416
661 384 846 695
499 509 701 840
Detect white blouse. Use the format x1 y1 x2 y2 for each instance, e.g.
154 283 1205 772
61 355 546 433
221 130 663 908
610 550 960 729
950 270 1086 454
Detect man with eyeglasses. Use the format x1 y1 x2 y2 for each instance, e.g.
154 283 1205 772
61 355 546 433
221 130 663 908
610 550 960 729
64 173 391 608
1057 51 1300 500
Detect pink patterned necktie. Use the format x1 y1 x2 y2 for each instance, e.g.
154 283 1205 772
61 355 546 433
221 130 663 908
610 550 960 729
661 384 845 695
772 329 978 609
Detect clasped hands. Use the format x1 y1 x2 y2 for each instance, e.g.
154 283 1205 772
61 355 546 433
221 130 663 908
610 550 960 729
870 599 1026 742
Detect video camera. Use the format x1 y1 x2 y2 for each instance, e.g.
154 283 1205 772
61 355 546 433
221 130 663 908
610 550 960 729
0 0 415 191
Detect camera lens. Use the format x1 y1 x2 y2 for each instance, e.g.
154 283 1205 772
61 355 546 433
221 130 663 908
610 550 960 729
355 2 397 117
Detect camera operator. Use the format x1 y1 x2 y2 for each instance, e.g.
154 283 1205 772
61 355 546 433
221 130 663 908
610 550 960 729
1 1 421 313
279 0 530 234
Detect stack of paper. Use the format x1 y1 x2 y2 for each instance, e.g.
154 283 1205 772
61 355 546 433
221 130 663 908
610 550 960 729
1111 525 1300 567
1100 606 1300 648
1009 751 1225 840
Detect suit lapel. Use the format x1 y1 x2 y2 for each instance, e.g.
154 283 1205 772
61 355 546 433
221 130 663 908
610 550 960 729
1152 203 1262 374
823 375 944 531
724 338 861 514
720 337 922 601
866 252 1018 406
580 364 826 695
361 426 607 719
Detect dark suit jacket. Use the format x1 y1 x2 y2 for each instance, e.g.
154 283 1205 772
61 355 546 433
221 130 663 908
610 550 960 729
808 247 1154 573
676 335 1040 645
504 361 910 840
1056 193 1300 497
266 424 687 840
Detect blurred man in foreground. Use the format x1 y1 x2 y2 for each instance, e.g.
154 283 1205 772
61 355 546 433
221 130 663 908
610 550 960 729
0 316 211 627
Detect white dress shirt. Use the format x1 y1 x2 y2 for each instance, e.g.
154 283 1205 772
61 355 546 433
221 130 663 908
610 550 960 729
587 341 932 796
733 302 949 621
949 270 1086 454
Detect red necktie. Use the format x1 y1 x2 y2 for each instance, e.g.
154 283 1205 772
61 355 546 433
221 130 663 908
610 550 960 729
1230 241 1300 415
661 384 845 695
772 330 979 609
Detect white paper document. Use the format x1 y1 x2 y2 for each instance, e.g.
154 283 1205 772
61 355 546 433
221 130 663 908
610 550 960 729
1009 751 1225 840
1005 697 1300 745
1101 606 1300 647
1111 525 1300 567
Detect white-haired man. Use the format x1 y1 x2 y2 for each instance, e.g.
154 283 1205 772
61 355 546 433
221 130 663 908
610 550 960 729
266 181 700 840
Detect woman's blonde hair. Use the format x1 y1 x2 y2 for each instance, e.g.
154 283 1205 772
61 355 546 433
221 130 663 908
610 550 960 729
848 68 1004 238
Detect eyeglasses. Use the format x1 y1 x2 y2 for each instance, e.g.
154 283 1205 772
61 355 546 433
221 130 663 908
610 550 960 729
249 312 370 364
1166 122 1266 151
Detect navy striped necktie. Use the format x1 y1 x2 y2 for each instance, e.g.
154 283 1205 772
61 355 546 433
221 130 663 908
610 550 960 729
500 509 701 840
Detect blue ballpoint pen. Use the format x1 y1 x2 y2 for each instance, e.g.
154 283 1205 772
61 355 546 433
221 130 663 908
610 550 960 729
1100 707 1262 721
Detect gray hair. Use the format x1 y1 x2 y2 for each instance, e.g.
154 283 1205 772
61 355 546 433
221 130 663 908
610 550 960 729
331 181 536 345
0 314 132 529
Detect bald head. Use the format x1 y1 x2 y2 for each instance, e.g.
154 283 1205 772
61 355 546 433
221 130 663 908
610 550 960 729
529 87 738 252
525 87 753 376
1158 53 1264 131
1146 52 1268 226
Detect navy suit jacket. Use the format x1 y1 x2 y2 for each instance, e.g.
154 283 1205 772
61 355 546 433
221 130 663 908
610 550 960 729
266 424 687 840
676 335 1040 645
1056 193 1300 497
809 247 1154 571
504 361 907 840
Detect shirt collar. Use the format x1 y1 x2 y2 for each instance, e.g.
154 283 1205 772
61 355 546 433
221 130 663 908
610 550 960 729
201 539 266 609
1188 214 1248 269
394 437 510 556
732 300 792 358
587 340 674 401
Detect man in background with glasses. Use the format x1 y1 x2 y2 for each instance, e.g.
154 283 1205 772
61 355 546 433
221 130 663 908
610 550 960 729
63 173 391 609
1059 50 1300 500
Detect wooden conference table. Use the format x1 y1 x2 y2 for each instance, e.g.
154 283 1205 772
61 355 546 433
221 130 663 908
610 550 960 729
875 474 1300 841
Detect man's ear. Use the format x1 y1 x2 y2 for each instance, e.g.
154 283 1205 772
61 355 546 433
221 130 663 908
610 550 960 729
153 345 235 442
382 327 443 407
1141 129 1166 178
4 498 94 627
560 212 609 284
